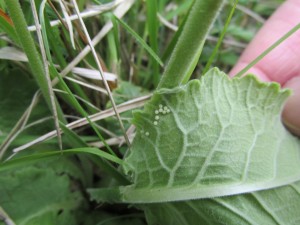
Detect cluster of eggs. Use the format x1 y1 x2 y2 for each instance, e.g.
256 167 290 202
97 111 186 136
153 104 171 126
142 104 171 137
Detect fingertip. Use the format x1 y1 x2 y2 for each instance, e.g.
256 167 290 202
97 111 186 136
230 0 300 84
282 76 300 136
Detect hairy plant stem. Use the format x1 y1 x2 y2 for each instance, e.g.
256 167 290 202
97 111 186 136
158 0 225 89
4 0 65 121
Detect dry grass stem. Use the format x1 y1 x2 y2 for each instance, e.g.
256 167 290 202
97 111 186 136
27 0 126 31
56 0 135 82
89 133 135 148
13 94 151 153
0 206 16 225
64 76 108 94
71 0 131 147
0 92 40 159
53 88 101 111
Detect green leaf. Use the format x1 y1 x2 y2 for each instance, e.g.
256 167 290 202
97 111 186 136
121 68 300 203
0 147 124 172
0 70 37 135
143 180 300 225
0 166 83 225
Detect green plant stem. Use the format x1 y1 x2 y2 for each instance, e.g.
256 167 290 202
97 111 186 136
236 23 300 77
158 0 225 89
4 0 65 122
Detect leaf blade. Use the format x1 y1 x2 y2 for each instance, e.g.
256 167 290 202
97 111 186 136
121 68 300 203
0 147 123 172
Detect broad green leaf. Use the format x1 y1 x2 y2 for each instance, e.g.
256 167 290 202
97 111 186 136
121 68 300 203
143 180 300 225
0 166 83 225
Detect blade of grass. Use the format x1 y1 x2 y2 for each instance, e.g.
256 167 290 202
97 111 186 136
53 64 117 155
57 0 76 49
158 0 225 89
43 14 95 113
0 148 124 173
105 14 121 74
114 16 164 67
39 0 116 155
61 124 130 185
235 23 300 77
146 0 160 86
30 0 63 150
55 0 135 83
3 0 65 122
0 8 19 45
71 0 131 147
203 0 238 74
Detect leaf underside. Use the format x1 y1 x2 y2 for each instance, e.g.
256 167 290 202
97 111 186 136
142 180 300 225
121 68 300 203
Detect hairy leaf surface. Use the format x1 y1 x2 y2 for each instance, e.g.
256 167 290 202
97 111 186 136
121 68 300 203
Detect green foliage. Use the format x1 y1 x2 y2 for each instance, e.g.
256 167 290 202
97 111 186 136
114 16 163 68
0 166 83 225
0 13 19 45
0 148 124 173
88 69 300 224
0 70 37 135
3 0 64 120
0 0 298 224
